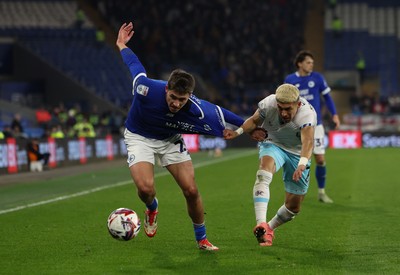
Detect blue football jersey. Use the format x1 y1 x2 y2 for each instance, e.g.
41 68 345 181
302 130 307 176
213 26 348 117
121 48 244 140
285 72 331 125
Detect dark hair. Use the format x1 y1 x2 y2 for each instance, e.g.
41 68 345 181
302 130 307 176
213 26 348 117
167 69 195 95
294 50 314 69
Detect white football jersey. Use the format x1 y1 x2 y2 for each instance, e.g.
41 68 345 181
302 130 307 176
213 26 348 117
258 95 317 155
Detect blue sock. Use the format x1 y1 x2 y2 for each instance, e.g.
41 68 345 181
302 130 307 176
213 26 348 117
316 165 326 189
146 198 158 211
193 223 206 241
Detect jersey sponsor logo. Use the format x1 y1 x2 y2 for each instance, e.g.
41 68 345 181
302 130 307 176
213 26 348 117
308 81 315 88
165 122 179 129
299 89 314 101
166 121 197 132
136 85 149 96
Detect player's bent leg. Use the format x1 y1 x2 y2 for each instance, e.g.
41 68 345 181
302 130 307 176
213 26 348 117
268 204 298 230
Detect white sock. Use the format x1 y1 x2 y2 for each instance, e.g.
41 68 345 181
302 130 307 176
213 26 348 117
253 170 272 224
268 204 297 230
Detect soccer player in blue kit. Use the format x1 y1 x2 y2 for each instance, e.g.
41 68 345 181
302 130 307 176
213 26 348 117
285 50 341 203
116 22 245 250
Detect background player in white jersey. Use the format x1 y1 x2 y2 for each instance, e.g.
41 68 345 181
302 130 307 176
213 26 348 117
285 50 340 203
117 22 245 251
224 84 316 246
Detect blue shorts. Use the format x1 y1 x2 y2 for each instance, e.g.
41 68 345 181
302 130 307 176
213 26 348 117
259 143 311 195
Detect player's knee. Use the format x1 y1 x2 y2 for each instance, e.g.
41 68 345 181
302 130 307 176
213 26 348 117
182 185 199 201
255 170 273 187
135 179 155 196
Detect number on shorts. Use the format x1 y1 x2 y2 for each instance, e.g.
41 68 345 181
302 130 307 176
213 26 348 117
174 139 187 153
315 138 323 147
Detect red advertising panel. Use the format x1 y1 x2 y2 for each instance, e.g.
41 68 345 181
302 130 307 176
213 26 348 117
47 137 57 168
79 137 87 164
329 130 362 149
182 134 199 153
106 135 114 160
6 138 18 173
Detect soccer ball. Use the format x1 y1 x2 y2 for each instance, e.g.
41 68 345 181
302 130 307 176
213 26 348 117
107 208 141 241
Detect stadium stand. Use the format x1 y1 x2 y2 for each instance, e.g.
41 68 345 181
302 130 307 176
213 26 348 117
1 0 307 119
324 0 400 98
88 0 307 116
0 0 132 109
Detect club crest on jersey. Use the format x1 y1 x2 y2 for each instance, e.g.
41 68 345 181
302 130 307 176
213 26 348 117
308 81 315 88
128 154 135 165
137 85 149 96
203 124 212 131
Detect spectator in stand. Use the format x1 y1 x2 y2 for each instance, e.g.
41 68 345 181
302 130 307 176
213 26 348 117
11 113 28 139
36 106 52 130
66 108 77 129
73 117 96 138
50 125 65 139
27 138 50 170
356 52 366 85
57 103 69 127
95 28 106 47
1 125 14 138
75 5 86 29
89 105 100 129
332 15 343 38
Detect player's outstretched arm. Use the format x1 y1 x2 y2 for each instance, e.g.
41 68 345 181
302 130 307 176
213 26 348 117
116 22 134 51
224 109 262 140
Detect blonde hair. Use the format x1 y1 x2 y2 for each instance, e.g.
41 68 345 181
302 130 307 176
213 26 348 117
275 84 300 103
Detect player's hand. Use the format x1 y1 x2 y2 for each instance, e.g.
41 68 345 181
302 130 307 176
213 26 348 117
116 22 134 48
250 127 267 141
292 165 305 182
223 129 238 140
332 114 340 129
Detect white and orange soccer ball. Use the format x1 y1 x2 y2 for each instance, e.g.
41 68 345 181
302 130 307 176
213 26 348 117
107 208 141 241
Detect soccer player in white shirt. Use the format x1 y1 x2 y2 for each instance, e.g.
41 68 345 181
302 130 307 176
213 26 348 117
224 84 317 246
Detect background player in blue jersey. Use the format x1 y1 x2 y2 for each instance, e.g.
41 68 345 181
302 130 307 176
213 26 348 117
285 50 340 203
116 22 245 250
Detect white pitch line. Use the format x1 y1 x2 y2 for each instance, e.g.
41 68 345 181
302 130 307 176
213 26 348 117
0 149 256 215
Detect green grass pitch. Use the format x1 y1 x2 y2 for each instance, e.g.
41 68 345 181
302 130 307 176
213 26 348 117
0 148 399 274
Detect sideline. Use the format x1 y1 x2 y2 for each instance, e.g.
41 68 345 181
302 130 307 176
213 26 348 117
0 149 256 215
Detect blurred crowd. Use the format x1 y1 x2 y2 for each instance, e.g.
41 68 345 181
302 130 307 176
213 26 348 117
91 0 306 116
0 104 125 140
350 93 400 116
